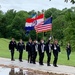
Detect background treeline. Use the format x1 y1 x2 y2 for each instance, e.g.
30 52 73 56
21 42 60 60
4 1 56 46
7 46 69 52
0 7 75 51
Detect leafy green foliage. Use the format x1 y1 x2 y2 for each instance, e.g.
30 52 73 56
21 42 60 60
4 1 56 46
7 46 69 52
45 8 61 19
0 7 75 51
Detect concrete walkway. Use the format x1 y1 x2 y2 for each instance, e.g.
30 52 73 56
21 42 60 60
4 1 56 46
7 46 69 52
0 58 75 75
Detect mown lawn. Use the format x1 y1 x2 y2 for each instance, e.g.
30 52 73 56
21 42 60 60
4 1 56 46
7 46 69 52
0 38 75 66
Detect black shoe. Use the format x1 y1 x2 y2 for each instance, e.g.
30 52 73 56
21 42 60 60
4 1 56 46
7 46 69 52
11 59 15 61
33 62 36 64
55 65 58 67
30 61 33 63
19 59 23 62
53 65 58 67
20 60 23 62
47 64 51 66
39 63 44 65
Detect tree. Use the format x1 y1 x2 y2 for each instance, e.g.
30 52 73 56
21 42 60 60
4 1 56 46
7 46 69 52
10 10 29 40
45 8 61 19
0 7 75 51
0 10 4 37
52 15 65 40
4 9 16 25
63 10 75 50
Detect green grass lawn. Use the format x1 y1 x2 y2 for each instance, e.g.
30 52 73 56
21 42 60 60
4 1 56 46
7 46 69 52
0 38 75 66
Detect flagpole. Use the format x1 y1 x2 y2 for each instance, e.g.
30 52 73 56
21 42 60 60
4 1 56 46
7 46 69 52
35 12 39 41
36 32 38 40
51 15 53 42
42 9 45 40
43 32 44 40
35 10 45 41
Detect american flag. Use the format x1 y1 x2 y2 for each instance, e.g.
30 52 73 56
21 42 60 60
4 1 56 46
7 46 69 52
35 17 52 33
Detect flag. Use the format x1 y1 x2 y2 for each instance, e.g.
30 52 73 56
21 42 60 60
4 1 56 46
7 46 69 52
25 14 36 31
30 14 36 18
35 17 52 33
25 14 44 31
36 14 44 25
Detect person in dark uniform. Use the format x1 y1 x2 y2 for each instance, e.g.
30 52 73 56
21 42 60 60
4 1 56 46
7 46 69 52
9 38 17 61
52 39 60 67
17 39 25 62
26 38 33 63
45 38 52 66
66 42 71 60
32 40 38 64
38 39 45 65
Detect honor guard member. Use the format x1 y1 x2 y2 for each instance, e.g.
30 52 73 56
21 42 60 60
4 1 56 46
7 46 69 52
9 38 17 61
26 38 33 63
66 42 71 60
38 39 45 65
52 39 60 67
17 39 25 62
45 37 52 66
32 40 38 64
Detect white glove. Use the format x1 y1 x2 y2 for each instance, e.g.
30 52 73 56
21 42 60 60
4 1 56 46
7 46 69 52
49 37 51 40
36 41 38 43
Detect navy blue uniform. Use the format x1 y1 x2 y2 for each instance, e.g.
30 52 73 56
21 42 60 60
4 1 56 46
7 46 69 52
38 43 45 65
32 43 38 64
45 40 52 66
52 44 60 67
17 42 25 62
26 42 33 63
9 41 17 61
66 45 71 60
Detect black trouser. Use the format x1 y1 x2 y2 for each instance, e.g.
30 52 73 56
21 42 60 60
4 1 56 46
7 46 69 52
28 51 33 63
67 50 71 60
33 52 37 63
19 50 23 61
46 52 51 65
10 49 15 60
53 51 58 66
39 52 44 65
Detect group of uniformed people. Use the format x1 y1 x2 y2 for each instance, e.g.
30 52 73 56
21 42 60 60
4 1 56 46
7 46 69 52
9 38 25 62
9 37 71 67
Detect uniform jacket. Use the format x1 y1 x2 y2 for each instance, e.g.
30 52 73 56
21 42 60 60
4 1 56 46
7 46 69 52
32 43 38 53
38 43 45 53
9 41 17 50
26 42 33 52
45 40 52 53
66 45 71 53
52 44 60 52
17 42 25 51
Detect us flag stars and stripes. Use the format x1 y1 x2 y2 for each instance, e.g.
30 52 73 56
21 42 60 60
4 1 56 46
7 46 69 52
34 16 52 33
